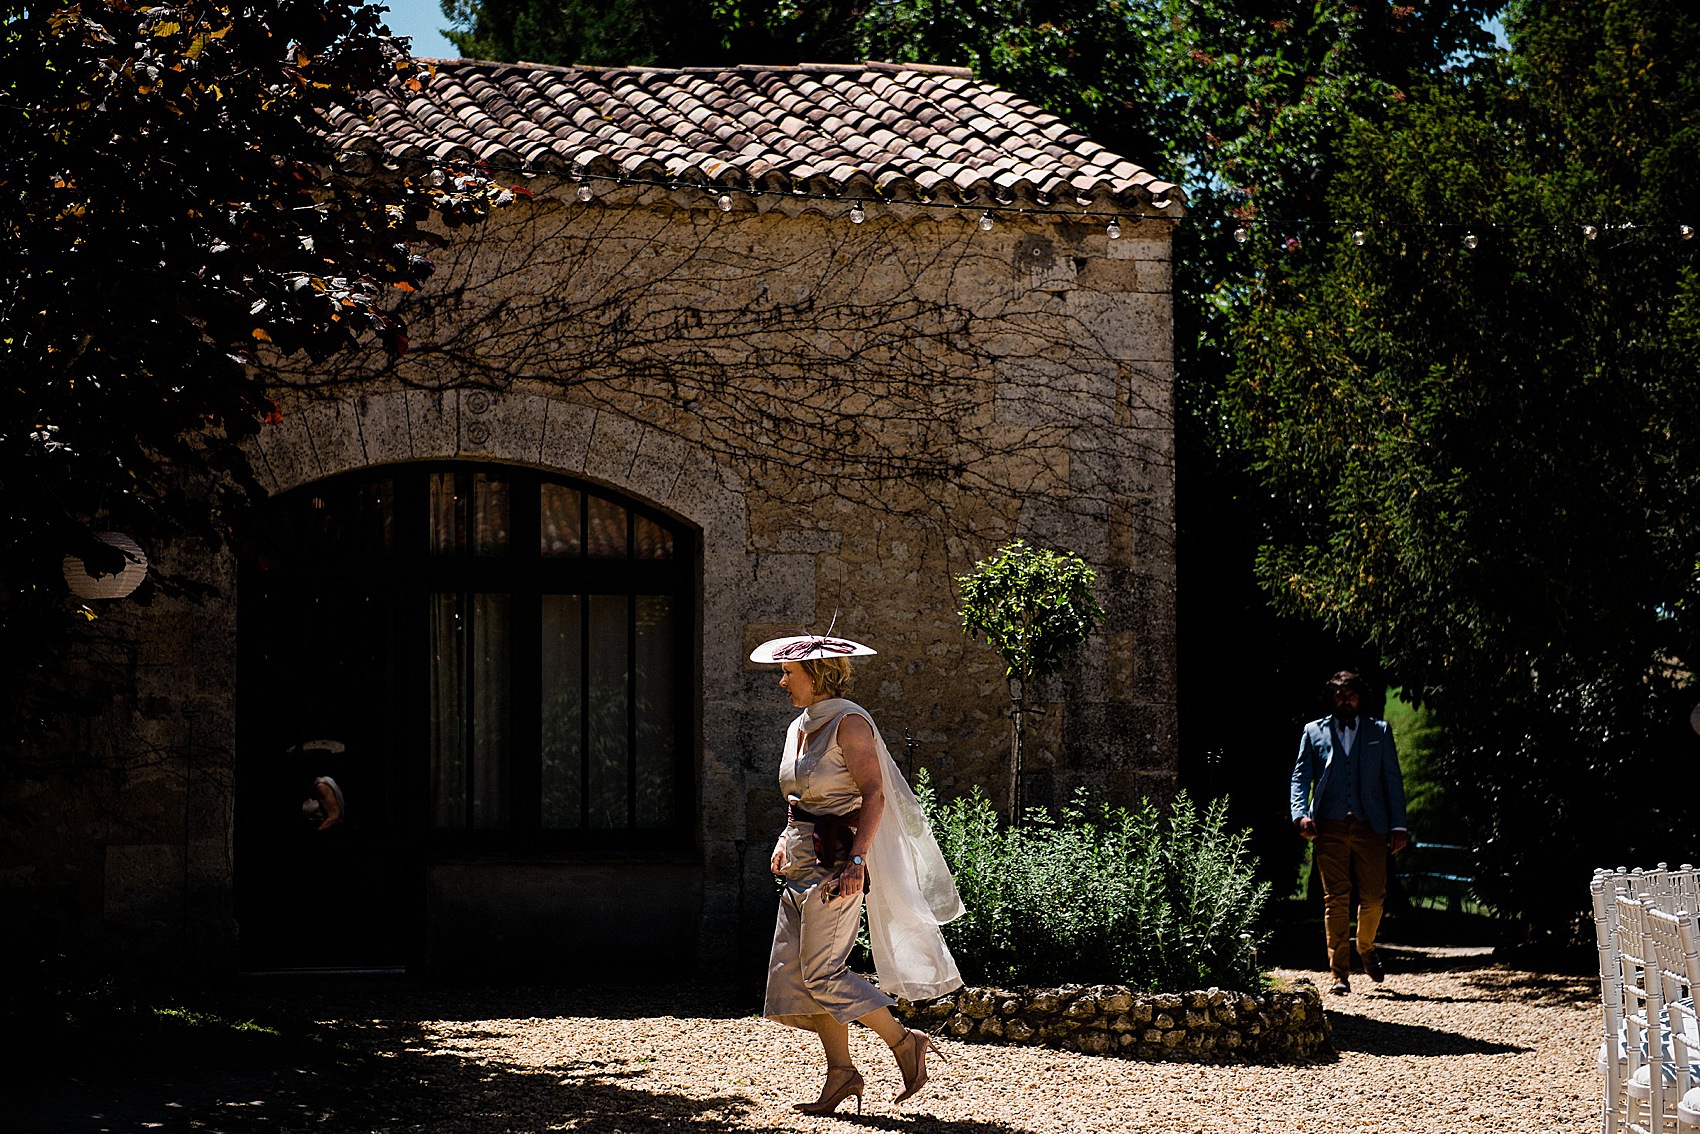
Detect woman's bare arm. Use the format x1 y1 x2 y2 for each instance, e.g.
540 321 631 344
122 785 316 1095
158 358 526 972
828 713 882 901
315 780 343 831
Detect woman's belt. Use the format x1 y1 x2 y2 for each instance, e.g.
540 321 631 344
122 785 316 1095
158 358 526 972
787 801 862 870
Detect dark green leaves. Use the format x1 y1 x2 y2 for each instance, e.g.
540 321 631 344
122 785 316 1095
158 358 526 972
957 539 1105 689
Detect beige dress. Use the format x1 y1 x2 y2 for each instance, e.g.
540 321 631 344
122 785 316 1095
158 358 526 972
763 709 896 1025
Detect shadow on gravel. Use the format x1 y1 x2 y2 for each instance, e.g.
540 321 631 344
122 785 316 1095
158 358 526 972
835 1113 1063 1134
311 977 756 1023
4 977 773 1134
1327 1012 1535 1057
1460 971 1594 1007
1354 971 1592 1009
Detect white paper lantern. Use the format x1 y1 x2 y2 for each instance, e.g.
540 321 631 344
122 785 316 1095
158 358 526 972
62 532 148 600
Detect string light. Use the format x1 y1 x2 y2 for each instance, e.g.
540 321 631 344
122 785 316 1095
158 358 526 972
454 161 1699 254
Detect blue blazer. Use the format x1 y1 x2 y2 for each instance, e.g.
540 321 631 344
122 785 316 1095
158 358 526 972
1289 716 1407 834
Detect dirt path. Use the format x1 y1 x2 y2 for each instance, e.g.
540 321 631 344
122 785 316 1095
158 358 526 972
15 950 1600 1133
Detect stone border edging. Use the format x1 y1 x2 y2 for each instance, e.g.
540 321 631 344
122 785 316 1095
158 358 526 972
893 980 1334 1062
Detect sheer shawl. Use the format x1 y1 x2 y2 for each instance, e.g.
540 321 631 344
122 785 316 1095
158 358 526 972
797 698 965 1001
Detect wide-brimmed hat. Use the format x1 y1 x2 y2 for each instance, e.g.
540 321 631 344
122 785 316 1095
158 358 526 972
749 634 877 663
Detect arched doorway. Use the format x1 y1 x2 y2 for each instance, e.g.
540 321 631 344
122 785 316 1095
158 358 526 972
235 462 697 970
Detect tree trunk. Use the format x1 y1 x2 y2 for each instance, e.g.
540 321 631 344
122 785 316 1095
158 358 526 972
1008 676 1024 825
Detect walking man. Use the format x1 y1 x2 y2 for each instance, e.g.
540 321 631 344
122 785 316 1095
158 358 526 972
1290 669 1409 994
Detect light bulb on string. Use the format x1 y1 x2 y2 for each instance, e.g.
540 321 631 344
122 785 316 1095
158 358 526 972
576 183 594 203
1232 226 1249 244
1464 232 1478 249
978 211 996 232
1352 229 1367 246
1582 224 1598 241
1682 224 1695 241
717 194 733 213
1106 220 1122 240
849 202 866 225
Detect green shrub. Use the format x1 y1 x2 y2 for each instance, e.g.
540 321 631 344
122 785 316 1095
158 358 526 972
918 775 1269 991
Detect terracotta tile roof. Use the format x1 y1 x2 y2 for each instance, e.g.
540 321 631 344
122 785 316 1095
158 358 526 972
329 60 1182 215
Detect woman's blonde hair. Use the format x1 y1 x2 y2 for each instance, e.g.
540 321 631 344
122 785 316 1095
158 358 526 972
799 655 854 699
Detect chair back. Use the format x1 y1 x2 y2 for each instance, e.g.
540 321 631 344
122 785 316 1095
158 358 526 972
1620 892 1668 1134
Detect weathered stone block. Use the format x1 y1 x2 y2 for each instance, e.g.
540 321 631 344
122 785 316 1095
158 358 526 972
1077 1030 1111 1055
1064 995 1098 1019
1027 991 1061 1014
1100 991 1133 1014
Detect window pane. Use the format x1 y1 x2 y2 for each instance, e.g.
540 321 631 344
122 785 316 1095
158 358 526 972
428 592 466 828
634 595 674 828
634 515 673 560
540 484 583 557
428 591 510 830
585 496 628 558
472 472 510 556
587 595 629 827
429 472 460 556
267 476 393 558
470 592 510 828
540 595 583 829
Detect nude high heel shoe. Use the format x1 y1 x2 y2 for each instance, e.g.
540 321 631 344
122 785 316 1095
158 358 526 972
893 1028 942 1103
794 1066 864 1115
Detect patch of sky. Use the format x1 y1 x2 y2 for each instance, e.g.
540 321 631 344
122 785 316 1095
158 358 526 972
370 0 458 60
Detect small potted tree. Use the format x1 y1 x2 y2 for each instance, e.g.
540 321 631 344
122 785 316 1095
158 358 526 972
957 540 1104 823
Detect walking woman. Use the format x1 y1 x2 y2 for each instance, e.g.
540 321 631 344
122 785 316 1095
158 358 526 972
753 632 965 1114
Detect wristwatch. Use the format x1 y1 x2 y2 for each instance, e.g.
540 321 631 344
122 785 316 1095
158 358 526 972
849 855 865 867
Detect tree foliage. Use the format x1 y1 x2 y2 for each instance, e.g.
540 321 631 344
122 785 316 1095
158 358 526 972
1223 0 1700 938
958 539 1104 691
440 0 864 67
958 539 1104 818
1 0 520 750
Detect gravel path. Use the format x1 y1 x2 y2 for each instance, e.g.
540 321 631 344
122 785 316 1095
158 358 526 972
20 947 1601 1133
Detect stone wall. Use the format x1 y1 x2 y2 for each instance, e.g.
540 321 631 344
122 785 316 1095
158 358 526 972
895 982 1334 1063
0 188 1182 975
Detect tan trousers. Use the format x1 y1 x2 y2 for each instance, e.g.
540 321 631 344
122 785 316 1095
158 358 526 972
763 823 893 1026
1315 817 1389 980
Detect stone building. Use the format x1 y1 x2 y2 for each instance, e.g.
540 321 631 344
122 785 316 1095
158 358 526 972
2 60 1181 977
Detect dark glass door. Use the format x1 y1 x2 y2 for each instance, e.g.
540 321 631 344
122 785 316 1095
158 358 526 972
235 462 695 970
235 579 409 969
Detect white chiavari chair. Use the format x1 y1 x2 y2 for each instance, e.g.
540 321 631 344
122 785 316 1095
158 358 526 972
1646 907 1699 1134
1621 892 1669 1134
1662 909 1700 1133
1601 871 1634 1134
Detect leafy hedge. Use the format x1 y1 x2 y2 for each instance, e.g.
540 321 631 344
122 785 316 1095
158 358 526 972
918 777 1269 991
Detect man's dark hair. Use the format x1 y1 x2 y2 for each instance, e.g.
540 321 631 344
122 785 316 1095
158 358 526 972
1327 669 1367 695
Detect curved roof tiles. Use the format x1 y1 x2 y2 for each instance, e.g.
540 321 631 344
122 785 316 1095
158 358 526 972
329 59 1183 214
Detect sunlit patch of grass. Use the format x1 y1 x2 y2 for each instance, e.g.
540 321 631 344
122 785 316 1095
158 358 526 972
150 1005 282 1037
